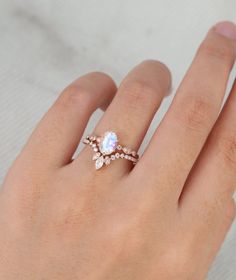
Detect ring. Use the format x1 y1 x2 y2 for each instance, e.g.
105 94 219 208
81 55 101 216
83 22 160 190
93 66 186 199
83 131 139 170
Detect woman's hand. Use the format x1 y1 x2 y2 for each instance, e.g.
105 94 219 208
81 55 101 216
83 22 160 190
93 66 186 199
1 22 236 280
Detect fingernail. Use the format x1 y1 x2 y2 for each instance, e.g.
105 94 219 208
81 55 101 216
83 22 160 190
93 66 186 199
214 21 236 40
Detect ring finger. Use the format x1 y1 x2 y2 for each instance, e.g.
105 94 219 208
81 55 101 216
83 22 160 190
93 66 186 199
77 60 171 176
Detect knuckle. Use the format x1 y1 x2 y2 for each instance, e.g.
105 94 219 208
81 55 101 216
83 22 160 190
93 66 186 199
59 84 92 110
161 244 194 278
121 80 160 109
224 201 236 225
198 39 234 63
175 95 214 132
208 198 236 228
200 191 235 225
217 134 236 167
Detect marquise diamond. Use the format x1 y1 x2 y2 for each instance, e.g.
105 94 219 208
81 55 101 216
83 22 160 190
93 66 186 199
95 156 104 170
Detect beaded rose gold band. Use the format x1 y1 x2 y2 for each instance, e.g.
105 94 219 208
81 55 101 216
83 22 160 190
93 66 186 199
83 131 139 170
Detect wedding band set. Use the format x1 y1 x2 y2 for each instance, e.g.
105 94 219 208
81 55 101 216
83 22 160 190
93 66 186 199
83 131 139 170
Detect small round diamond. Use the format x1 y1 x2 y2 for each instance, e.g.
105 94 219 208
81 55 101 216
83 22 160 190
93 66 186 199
115 153 120 158
120 153 124 158
111 155 116 160
93 153 101 161
105 157 111 165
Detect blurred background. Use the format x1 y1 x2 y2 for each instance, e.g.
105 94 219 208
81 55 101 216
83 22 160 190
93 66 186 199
0 0 236 278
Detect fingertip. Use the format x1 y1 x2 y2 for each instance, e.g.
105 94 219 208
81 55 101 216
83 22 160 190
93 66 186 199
213 21 236 40
79 71 117 111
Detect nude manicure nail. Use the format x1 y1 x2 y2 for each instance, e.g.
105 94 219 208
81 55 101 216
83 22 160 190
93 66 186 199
214 21 236 40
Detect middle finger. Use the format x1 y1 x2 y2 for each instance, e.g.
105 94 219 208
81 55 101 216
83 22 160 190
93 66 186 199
135 22 236 201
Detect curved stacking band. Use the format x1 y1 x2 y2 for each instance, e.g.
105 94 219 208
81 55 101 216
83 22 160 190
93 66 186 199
83 131 139 170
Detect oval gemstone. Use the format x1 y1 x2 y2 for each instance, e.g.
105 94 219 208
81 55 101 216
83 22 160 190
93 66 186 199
100 131 118 155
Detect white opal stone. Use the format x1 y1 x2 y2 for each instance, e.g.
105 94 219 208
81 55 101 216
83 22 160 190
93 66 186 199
99 131 118 155
95 156 104 170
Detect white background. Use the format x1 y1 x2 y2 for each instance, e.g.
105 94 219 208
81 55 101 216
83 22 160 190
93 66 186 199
0 0 236 278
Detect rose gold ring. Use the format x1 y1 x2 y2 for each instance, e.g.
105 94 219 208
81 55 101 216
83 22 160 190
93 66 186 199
83 131 139 170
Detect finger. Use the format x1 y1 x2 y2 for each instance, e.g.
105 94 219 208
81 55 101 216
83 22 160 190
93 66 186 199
180 79 236 210
178 79 236 261
77 60 171 175
17 72 117 170
135 22 236 201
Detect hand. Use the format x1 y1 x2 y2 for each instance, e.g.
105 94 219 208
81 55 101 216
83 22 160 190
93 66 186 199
1 21 236 280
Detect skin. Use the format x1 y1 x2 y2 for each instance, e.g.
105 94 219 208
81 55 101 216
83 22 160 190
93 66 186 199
0 21 236 280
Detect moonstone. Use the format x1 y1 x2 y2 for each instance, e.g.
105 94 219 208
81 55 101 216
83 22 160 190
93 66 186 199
100 131 118 155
